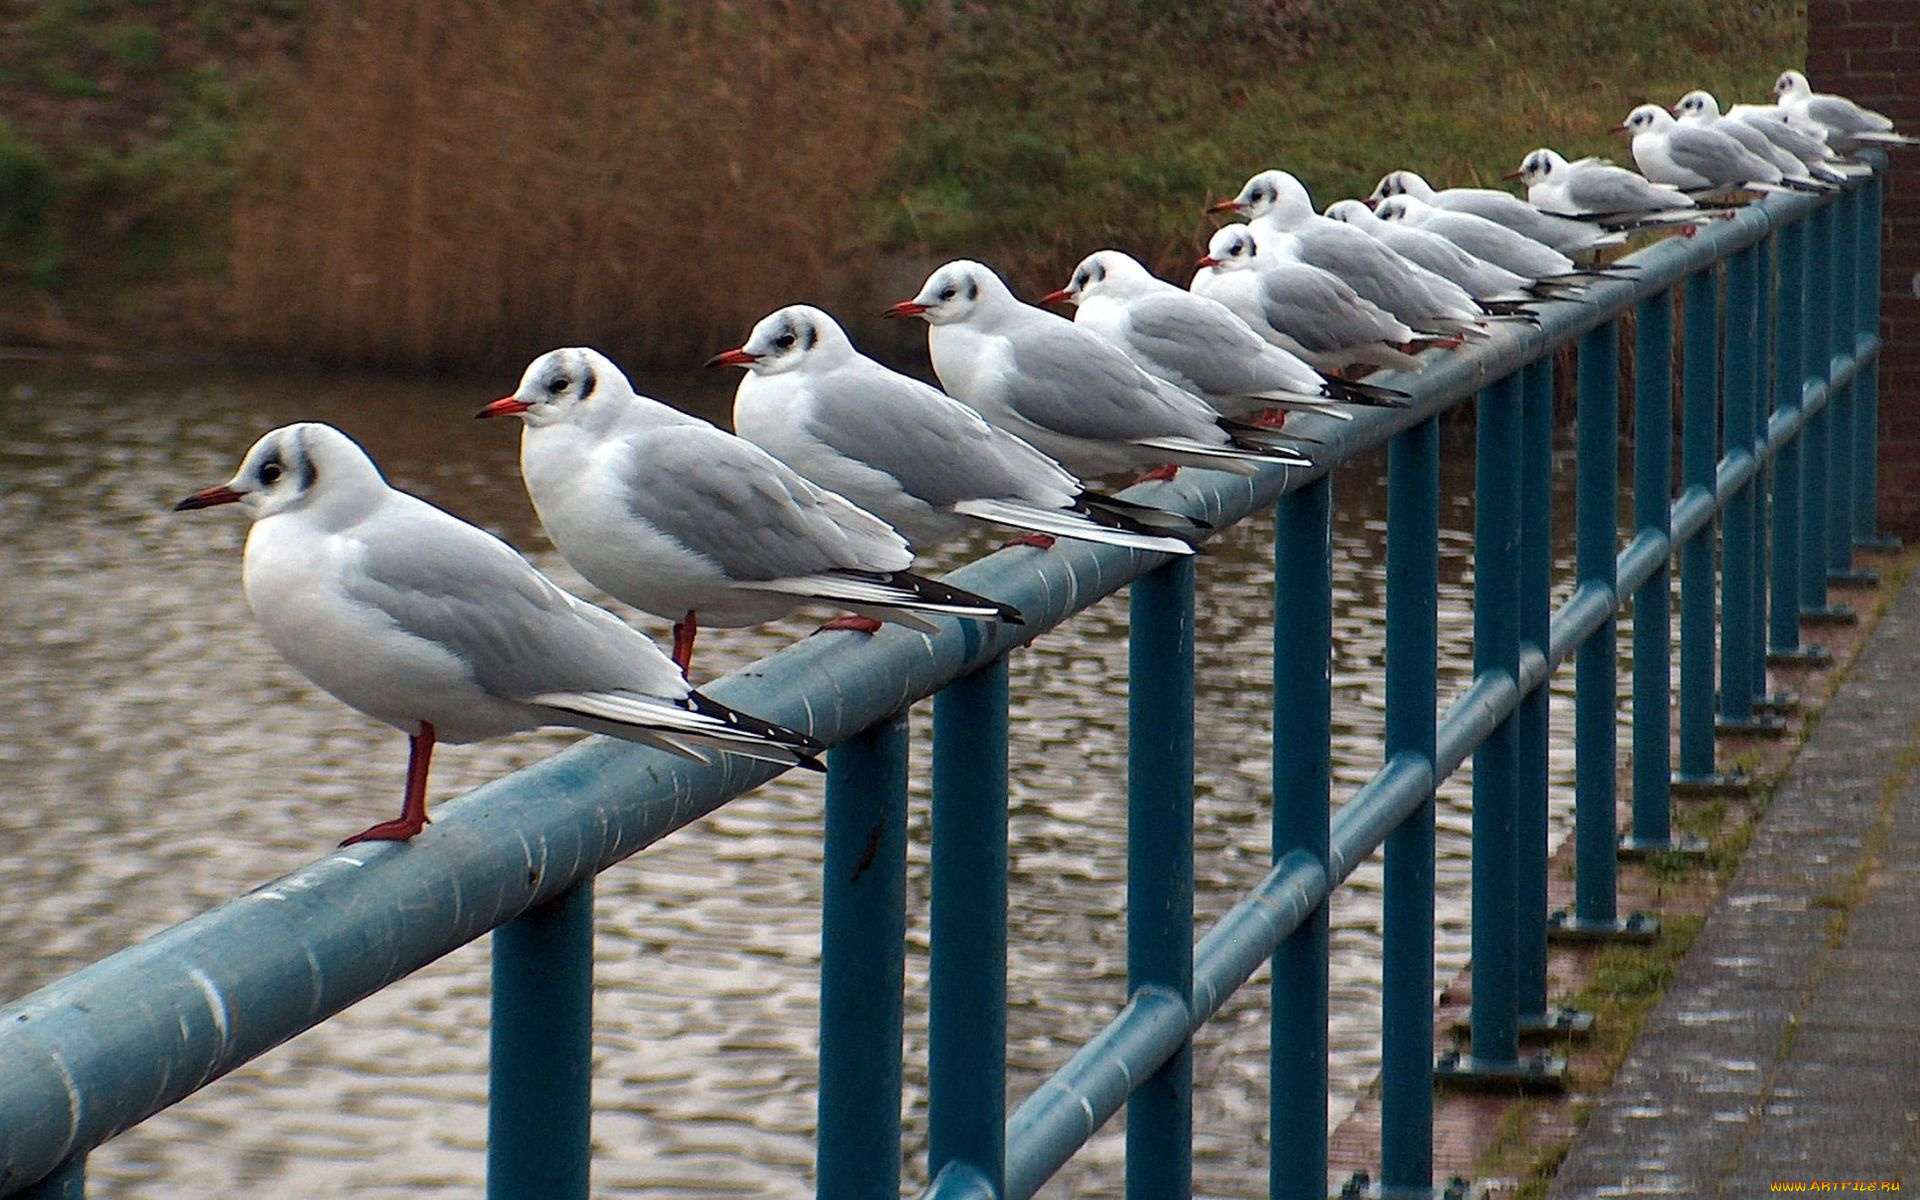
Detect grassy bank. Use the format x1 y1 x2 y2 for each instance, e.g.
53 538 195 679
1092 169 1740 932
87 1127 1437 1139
0 0 1804 371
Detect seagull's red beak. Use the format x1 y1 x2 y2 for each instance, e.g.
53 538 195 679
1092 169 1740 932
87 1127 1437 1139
173 485 243 511
1363 197 1380 209
474 396 531 419
704 348 757 368
1207 198 1245 214
1608 122 1630 134
1037 287 1073 306
1196 254 1222 269
1501 168 1524 179
883 300 929 320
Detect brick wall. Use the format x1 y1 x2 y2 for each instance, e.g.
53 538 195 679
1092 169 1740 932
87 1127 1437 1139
1808 2 1920 534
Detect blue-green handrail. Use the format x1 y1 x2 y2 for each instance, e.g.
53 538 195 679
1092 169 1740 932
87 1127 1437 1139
0 159 1888 1200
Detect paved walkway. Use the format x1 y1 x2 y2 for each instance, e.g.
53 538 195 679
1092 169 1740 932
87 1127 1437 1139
1550 569 1920 1197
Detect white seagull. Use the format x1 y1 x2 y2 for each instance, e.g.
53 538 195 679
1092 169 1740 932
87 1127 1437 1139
478 348 1020 674
174 422 825 845
1366 169 1627 256
1215 169 1529 336
1772 70 1918 150
1616 103 1813 195
1040 248 1408 423
709 304 1201 555
1191 224 1428 374
1372 193 1629 287
1508 147 1710 228
1323 198 1566 303
1670 89 1850 185
885 259 1315 481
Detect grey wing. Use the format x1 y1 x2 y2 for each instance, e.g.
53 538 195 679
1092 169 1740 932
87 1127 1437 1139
1123 291 1313 396
1003 321 1206 441
808 363 1077 508
1565 168 1687 215
347 499 690 703
617 426 911 579
1806 93 1885 135
1262 267 1406 351
1667 127 1775 184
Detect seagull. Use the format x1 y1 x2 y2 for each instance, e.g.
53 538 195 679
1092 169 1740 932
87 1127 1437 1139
173 422 826 845
477 348 1021 674
1039 248 1408 424
1323 198 1571 303
1371 193 1631 287
1772 69 1918 150
708 304 1202 555
1507 147 1713 229
1214 169 1531 337
885 259 1315 481
1678 90 1870 181
1616 103 1815 195
1191 224 1428 374
1670 90 1847 186
1366 169 1627 257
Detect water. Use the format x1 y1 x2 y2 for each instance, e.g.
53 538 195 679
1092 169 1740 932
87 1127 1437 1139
0 354 1603 1197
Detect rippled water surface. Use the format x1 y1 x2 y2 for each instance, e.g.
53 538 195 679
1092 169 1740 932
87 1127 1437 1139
0 355 1609 1197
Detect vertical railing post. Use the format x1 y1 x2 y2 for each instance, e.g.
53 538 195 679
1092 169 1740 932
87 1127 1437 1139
1717 247 1780 736
1445 371 1535 1081
1558 320 1647 939
489 880 594 1200
1516 358 1557 1029
1381 417 1438 1192
1127 559 1195 1199
1827 187 1873 587
1854 168 1898 552
1676 267 1734 791
1271 475 1331 1200
817 713 910 1199
1768 219 1827 667
1626 290 1684 852
1800 202 1853 626
929 660 1010 1198
1748 234 1775 710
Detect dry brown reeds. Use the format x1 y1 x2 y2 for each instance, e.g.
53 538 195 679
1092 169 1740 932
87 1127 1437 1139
227 0 921 371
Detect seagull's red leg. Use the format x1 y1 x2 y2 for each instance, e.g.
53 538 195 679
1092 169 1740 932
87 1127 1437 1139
1135 464 1181 483
341 722 436 846
818 614 884 634
1251 406 1290 429
1003 532 1057 550
670 610 698 676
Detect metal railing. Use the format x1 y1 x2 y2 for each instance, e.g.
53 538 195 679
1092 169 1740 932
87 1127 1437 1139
0 160 1889 1199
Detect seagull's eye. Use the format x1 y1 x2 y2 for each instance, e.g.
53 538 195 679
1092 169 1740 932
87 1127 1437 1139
547 376 571 395
939 287 957 302
774 332 796 349
260 462 283 485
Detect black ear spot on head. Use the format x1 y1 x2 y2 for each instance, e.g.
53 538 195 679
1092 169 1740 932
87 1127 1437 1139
799 322 816 351
965 279 978 302
579 367 597 400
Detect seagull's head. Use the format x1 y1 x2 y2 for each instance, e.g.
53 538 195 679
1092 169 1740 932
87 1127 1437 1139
708 305 853 377
1773 70 1809 101
1044 250 1152 306
174 423 380 522
887 260 1007 326
1197 224 1260 273
1213 169 1313 222
1368 171 1435 204
1323 199 1377 226
1617 104 1671 136
481 347 631 429
1512 148 1565 187
1371 195 1422 223
1674 90 1719 120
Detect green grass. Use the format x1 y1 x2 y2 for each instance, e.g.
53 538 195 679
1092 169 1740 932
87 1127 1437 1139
878 0 1803 287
